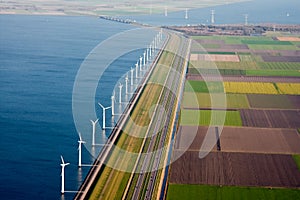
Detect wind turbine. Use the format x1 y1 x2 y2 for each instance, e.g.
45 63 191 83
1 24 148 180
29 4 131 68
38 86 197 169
135 62 139 78
164 6 168 17
146 47 149 63
185 8 188 19
98 103 112 129
211 10 215 24
130 67 134 86
78 132 86 167
125 75 129 94
139 56 143 71
111 93 115 116
118 83 123 104
60 155 70 194
90 119 99 146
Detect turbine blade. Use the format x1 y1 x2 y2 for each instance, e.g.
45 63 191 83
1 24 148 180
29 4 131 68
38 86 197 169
95 118 99 123
98 102 104 109
78 132 82 141
60 155 65 164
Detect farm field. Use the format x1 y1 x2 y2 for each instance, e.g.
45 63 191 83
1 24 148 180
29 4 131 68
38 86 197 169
185 80 224 93
220 127 300 154
169 151 300 187
180 109 242 126
166 184 300 200
182 92 250 109
240 109 300 128
224 82 278 94
247 94 298 109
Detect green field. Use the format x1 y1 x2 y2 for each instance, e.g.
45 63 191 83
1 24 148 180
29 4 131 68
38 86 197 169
293 155 300 172
246 70 300 77
257 62 300 70
180 109 242 126
189 61 259 70
185 80 224 93
248 44 299 50
182 92 249 109
166 184 300 200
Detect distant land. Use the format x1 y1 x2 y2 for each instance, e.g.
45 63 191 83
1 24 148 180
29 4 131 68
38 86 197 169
0 0 249 16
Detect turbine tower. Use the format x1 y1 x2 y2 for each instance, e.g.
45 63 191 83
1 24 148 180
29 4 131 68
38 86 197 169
98 103 111 129
139 56 143 71
90 119 99 146
125 75 129 94
60 155 70 194
111 93 115 116
244 14 248 26
165 6 168 17
78 132 86 167
135 62 139 78
118 83 123 104
211 10 215 24
130 67 134 86
185 8 188 19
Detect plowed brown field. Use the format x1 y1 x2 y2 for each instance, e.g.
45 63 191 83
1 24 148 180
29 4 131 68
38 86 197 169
170 151 300 188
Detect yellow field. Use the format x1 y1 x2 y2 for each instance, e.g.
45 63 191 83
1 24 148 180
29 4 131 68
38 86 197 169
277 83 300 95
224 82 278 94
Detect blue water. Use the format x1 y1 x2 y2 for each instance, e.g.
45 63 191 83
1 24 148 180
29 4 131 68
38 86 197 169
122 0 300 26
0 15 137 200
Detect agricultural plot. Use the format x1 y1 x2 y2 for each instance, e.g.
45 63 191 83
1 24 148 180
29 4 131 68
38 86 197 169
180 109 242 126
277 83 300 95
247 94 295 109
185 80 224 93
188 68 246 76
169 151 300 188
246 70 300 77
262 55 300 62
288 95 300 108
220 127 300 154
174 126 217 151
257 62 300 70
166 184 300 200
240 109 300 128
189 60 259 70
277 37 300 42
224 82 278 94
182 92 250 109
190 54 240 62
248 44 299 50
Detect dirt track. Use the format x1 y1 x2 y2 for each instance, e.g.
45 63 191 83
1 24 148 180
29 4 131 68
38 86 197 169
170 151 300 188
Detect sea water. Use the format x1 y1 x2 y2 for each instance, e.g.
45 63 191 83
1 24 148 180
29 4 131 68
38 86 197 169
0 15 141 200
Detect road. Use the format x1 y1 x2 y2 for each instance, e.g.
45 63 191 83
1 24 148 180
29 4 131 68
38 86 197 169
122 34 190 200
74 31 190 200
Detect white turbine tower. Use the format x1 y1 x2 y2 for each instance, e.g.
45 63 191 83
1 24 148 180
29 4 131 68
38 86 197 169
185 8 188 19
111 94 115 116
139 56 143 71
244 14 248 26
78 132 86 167
135 62 139 78
90 119 99 146
118 83 123 104
125 75 129 94
130 67 134 86
98 103 111 129
146 47 149 63
165 6 168 17
211 10 215 24
149 44 152 57
60 155 70 194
